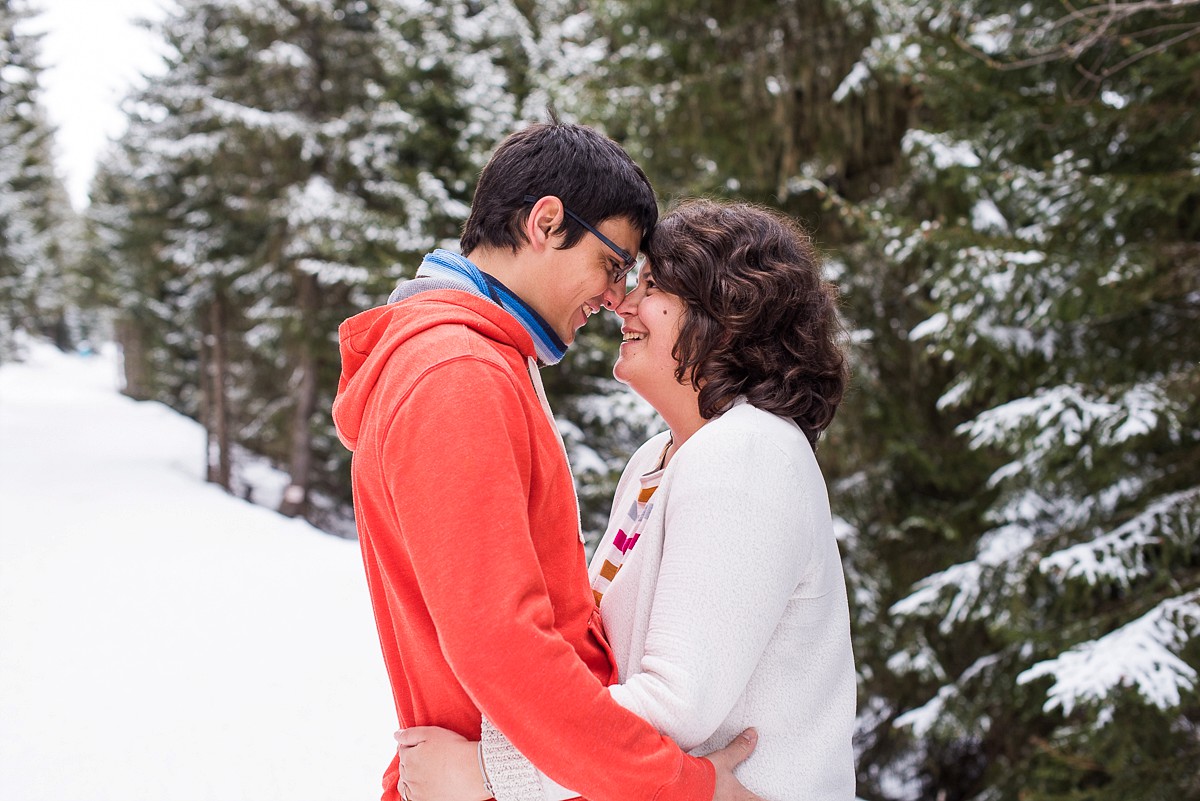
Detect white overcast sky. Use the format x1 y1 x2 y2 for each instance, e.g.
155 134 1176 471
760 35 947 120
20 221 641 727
22 0 172 210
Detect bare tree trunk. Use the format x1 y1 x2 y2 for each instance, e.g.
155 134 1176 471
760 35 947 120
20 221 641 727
115 317 151 401
280 17 328 519
206 287 232 491
279 270 319 518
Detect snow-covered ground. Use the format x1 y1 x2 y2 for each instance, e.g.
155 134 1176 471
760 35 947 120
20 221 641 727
0 341 396 800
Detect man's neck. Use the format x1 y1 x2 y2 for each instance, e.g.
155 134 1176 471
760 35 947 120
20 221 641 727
467 246 524 293
468 245 550 335
451 247 567 366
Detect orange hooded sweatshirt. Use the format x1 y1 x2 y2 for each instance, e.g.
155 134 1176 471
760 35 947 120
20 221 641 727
332 290 714 801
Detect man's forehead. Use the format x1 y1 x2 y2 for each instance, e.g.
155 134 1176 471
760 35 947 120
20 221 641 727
597 217 643 254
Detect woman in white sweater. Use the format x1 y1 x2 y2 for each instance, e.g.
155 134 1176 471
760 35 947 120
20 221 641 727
397 199 856 801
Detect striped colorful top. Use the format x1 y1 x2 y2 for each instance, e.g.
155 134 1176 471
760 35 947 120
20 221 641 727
591 445 668 607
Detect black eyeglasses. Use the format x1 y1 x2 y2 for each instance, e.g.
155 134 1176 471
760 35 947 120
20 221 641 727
523 195 638 285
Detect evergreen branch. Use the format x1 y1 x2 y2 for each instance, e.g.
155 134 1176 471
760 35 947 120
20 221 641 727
952 0 1200 78
1028 736 1107 772
1018 589 1200 719
1074 24 1200 81
1039 487 1200 587
893 652 1004 737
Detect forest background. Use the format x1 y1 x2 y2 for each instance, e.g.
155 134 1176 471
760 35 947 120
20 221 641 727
2 0 1198 799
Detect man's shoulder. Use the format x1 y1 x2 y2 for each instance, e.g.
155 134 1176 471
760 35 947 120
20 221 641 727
388 315 524 379
366 321 532 439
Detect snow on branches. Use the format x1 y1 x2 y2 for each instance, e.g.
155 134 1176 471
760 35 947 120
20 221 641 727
1019 590 1200 723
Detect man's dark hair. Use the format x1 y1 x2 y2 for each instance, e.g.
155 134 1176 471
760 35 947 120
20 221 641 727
646 198 849 448
460 114 657 257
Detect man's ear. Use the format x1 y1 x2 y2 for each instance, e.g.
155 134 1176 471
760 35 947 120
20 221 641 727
524 196 566 254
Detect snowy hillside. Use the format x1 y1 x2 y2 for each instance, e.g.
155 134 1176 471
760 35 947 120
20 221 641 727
0 342 396 801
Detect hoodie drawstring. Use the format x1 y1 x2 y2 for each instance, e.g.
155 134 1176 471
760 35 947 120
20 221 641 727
526 357 585 544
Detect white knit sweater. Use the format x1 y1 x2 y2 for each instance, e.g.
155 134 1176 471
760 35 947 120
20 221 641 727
482 401 857 801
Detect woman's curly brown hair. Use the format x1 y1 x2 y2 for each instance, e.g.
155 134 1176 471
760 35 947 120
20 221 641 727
645 198 849 448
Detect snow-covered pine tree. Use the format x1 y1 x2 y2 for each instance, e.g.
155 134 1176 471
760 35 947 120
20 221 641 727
0 0 76 359
829 1 1200 797
85 140 173 403
86 1 258 490
89 0 605 530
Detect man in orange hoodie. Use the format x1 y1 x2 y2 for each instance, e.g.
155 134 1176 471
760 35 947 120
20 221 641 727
332 118 760 801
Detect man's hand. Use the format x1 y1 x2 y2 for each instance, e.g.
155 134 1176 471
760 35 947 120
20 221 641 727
704 728 763 801
396 727 491 801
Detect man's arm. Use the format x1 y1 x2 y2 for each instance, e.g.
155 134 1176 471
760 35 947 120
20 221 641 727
456 429 813 798
382 357 712 801
395 724 760 801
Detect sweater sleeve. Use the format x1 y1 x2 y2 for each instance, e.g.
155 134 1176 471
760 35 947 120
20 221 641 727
606 427 813 750
381 357 713 801
481 716 578 801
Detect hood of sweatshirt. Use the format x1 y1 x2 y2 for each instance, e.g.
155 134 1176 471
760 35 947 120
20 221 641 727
332 289 536 452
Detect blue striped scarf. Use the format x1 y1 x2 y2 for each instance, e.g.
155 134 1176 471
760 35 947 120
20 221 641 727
389 249 567 365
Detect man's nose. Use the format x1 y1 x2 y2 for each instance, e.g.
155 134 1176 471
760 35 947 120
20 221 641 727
601 283 627 310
